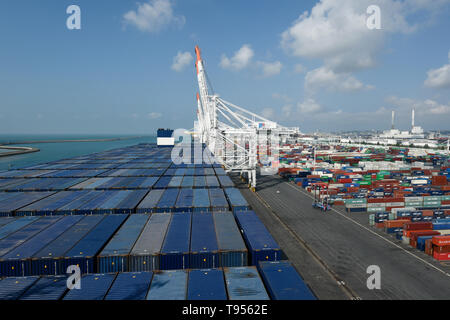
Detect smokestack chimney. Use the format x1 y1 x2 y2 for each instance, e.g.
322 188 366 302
391 111 395 129
412 108 415 128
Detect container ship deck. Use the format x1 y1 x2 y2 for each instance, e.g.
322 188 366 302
0 143 315 300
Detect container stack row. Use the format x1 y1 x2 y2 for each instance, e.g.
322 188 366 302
0 261 316 300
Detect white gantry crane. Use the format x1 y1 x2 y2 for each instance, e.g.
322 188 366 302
193 46 299 189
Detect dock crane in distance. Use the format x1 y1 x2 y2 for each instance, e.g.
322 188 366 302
193 45 300 190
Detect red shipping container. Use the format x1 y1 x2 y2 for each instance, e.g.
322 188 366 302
409 231 441 242
433 252 450 261
432 176 447 186
432 235 450 247
386 206 404 212
421 210 434 217
404 222 433 231
403 229 433 237
425 239 434 256
384 219 410 229
375 222 384 229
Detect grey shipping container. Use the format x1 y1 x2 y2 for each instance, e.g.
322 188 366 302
136 189 164 213
205 175 220 188
209 189 229 212
213 212 248 267
97 214 149 273
224 266 269 300
129 213 171 272
146 270 187 300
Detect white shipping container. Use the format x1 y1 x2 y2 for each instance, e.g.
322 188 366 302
405 196 423 202
385 202 405 207
391 207 416 214
411 179 429 185
367 203 386 208
345 204 367 209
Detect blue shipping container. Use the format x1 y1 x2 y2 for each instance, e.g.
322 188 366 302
190 213 219 269
234 211 281 265
160 213 191 270
258 261 316 300
187 269 227 300
105 272 153 300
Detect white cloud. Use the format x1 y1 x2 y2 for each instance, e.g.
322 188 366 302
171 51 193 72
305 66 372 92
256 61 282 77
424 64 450 88
220 44 254 71
424 51 450 88
281 0 449 97
148 112 162 119
294 64 305 74
123 0 185 33
298 98 322 113
281 0 447 72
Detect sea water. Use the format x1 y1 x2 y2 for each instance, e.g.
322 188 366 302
0 134 156 171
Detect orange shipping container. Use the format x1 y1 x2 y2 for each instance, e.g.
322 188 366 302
403 229 434 237
421 210 434 217
384 219 410 228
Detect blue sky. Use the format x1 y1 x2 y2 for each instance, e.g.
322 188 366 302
0 0 449 134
